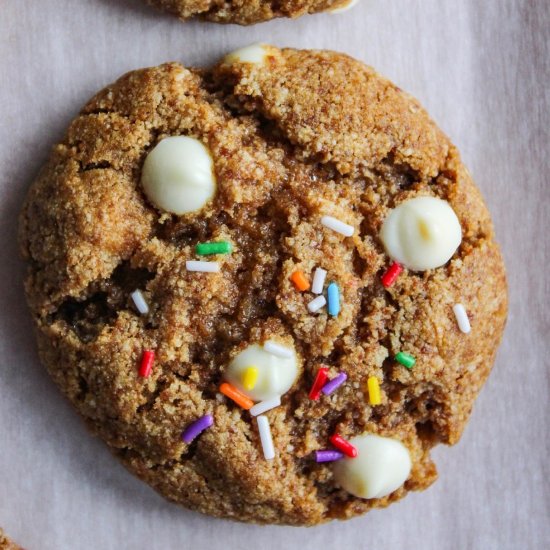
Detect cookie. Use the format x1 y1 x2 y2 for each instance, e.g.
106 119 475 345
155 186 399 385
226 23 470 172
19 45 507 525
145 0 359 25
0 529 22 550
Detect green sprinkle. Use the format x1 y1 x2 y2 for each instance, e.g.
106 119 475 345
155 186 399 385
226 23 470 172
395 351 416 369
195 241 232 256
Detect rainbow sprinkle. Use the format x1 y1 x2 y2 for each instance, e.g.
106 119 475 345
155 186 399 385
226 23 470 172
242 367 258 390
290 270 310 291
182 414 214 443
264 341 293 358
395 351 416 369
131 289 149 315
257 415 275 460
309 367 329 400
186 260 220 273
367 376 381 405
308 295 326 313
321 215 354 237
250 396 281 417
453 303 471 334
381 261 403 288
327 282 340 317
321 372 347 395
315 449 344 463
219 382 254 410
139 350 155 378
195 241 232 255
311 267 327 294
329 433 358 458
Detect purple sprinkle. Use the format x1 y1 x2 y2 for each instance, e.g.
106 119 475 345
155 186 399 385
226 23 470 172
315 450 345 463
321 372 348 395
182 414 214 444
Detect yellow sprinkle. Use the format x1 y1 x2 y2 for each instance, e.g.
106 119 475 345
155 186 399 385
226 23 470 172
418 219 432 241
242 367 259 391
367 376 381 405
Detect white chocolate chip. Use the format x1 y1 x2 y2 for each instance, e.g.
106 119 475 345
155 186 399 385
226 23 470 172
380 196 462 270
333 434 412 499
141 136 216 215
225 344 298 402
224 43 270 65
329 0 361 14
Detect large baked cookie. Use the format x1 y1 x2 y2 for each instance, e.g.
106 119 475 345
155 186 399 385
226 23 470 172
145 0 359 24
19 46 507 525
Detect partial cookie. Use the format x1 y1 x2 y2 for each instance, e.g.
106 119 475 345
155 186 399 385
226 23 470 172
19 46 507 525
145 0 360 24
0 529 22 550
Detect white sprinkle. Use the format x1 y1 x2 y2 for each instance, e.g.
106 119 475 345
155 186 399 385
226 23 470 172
186 260 220 273
308 295 327 313
311 267 327 294
453 303 471 334
321 215 354 237
130 289 149 315
264 340 293 358
250 396 281 416
257 415 275 460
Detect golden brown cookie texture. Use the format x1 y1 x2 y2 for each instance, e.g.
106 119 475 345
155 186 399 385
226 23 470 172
145 0 355 24
19 47 507 525
0 529 22 550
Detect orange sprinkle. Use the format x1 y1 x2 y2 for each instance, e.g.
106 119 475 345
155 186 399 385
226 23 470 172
219 382 254 410
290 270 310 291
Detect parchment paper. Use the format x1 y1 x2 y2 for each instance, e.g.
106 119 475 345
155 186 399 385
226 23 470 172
1 1 548 548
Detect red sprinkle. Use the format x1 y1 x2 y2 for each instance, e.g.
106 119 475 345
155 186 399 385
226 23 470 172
139 350 155 377
309 367 329 400
381 262 403 288
330 433 358 458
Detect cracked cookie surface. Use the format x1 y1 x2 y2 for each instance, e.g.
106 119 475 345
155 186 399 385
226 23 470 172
145 0 354 24
19 47 507 525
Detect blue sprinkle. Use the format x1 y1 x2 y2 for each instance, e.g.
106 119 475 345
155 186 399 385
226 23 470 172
327 282 340 317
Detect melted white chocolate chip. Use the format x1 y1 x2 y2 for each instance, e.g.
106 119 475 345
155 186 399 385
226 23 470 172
329 0 361 14
141 136 216 215
380 196 462 270
333 434 412 499
223 43 270 65
225 343 298 402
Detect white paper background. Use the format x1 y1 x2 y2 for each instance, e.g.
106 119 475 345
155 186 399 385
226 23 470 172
1 1 548 548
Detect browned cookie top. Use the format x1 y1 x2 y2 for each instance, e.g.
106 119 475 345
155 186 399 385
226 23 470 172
19 46 507 525
145 0 357 24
